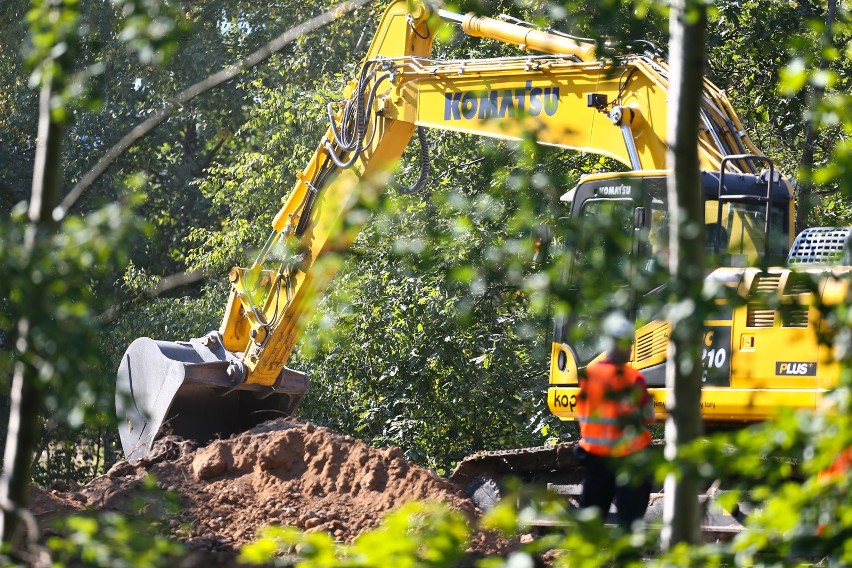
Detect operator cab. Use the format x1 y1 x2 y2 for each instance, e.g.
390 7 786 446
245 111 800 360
552 167 793 371
563 169 792 269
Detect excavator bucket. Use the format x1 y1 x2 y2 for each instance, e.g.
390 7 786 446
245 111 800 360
116 333 307 463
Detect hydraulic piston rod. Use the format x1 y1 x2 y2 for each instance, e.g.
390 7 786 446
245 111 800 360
439 9 597 61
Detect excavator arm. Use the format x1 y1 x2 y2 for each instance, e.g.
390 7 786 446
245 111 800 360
390 52 763 173
217 2 435 387
117 0 436 461
116 0 789 462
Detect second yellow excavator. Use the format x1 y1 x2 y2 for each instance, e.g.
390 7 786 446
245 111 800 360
116 0 847 483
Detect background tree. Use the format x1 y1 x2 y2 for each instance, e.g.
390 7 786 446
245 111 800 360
707 0 850 228
795 0 839 233
0 0 143 553
660 0 707 548
1 0 382 486
0 0 851 564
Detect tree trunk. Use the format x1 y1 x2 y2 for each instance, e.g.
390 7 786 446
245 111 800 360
795 0 837 235
662 0 707 549
0 77 63 556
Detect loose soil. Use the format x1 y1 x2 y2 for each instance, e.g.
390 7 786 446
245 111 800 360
32 418 515 564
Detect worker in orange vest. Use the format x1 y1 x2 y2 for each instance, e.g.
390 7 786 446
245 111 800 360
574 314 655 529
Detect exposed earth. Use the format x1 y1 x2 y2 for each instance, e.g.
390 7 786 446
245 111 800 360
31 419 516 565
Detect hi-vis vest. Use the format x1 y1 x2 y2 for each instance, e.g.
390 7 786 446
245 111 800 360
577 362 652 457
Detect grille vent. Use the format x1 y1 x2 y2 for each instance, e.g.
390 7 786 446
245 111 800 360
784 273 812 295
747 272 811 328
634 323 669 364
787 227 852 266
751 273 781 293
746 306 775 327
746 273 781 328
781 307 809 328
782 272 811 327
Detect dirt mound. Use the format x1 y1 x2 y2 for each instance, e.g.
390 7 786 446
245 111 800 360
35 419 510 558
30 487 87 537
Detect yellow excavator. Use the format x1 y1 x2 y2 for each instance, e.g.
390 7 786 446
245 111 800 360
116 0 848 474
548 169 848 423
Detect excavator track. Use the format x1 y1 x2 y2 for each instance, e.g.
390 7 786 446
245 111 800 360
450 442 583 489
451 441 747 539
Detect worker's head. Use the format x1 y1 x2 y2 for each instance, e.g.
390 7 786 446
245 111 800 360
601 313 634 364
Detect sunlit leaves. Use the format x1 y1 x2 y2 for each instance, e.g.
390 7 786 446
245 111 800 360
111 0 188 65
706 0 843 206
24 0 187 122
779 57 810 96
25 0 84 84
46 476 185 567
240 502 469 567
0 203 138 426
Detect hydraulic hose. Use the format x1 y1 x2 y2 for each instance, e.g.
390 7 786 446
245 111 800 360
299 66 395 239
327 66 379 152
324 70 391 169
390 126 431 194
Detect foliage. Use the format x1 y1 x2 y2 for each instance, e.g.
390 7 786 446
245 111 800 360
241 1 852 564
30 433 115 490
238 366 852 566
240 501 469 567
707 0 826 167
2 0 844 486
0 0 380 483
44 476 186 568
175 0 650 472
708 0 851 227
149 0 850 479
0 202 139 462
292 138 607 473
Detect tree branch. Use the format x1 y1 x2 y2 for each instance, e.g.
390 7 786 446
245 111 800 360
97 268 214 323
1 74 63 558
55 0 373 220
